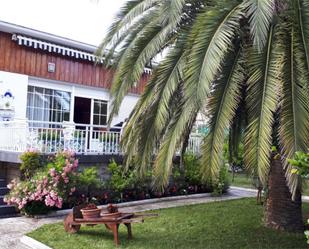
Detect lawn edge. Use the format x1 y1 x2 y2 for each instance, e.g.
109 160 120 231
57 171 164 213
33 192 213 218
20 235 52 249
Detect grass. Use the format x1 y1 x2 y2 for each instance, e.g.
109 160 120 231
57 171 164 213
229 173 309 195
28 198 308 249
228 173 254 189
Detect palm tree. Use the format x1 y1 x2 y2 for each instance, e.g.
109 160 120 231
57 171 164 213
98 0 309 232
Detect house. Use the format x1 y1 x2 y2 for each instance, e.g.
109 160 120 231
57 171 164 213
0 20 152 180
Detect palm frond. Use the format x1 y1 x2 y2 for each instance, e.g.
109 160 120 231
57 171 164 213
244 25 284 184
153 100 198 189
184 2 244 109
295 0 309 72
200 47 245 181
107 0 191 124
279 21 309 198
121 32 189 174
97 0 160 57
152 2 245 188
246 0 275 51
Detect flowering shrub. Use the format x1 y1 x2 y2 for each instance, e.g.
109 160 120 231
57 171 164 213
4 151 78 215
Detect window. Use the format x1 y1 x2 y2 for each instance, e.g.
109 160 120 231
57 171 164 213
27 86 71 125
93 99 107 126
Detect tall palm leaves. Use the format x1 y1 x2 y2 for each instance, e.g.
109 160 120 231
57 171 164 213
200 48 245 181
244 25 283 185
246 0 275 51
98 0 309 196
279 1 309 197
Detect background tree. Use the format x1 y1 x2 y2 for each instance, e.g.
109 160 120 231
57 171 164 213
98 0 309 232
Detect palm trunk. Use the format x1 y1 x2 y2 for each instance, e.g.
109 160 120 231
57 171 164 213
264 154 304 232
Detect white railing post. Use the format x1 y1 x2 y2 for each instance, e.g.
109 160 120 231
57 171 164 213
63 122 75 152
84 126 89 154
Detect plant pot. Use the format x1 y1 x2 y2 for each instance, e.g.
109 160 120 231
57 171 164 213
80 208 101 219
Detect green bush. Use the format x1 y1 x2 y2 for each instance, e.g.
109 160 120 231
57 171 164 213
212 165 230 196
23 201 50 216
183 153 202 185
77 167 102 200
288 151 309 177
19 150 42 180
288 151 309 244
78 167 101 187
107 159 135 195
223 141 244 170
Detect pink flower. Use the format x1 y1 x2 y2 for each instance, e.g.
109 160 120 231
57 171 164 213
50 190 58 200
49 168 56 177
55 197 63 208
73 160 78 168
45 195 55 207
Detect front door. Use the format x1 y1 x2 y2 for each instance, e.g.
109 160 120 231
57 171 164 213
74 97 91 126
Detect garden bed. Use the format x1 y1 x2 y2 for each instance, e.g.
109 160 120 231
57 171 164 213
27 198 309 249
5 151 228 216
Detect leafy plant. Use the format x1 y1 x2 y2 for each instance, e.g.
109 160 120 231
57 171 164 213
23 201 50 216
107 159 135 199
212 165 229 196
288 151 309 242
288 151 309 177
77 167 102 202
19 149 42 180
183 153 202 186
305 219 309 244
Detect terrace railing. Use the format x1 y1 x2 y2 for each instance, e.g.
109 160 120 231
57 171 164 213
0 120 203 155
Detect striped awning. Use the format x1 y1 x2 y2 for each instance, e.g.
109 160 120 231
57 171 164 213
12 34 104 63
11 34 152 74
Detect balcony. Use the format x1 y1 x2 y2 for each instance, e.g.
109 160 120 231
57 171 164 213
0 121 203 157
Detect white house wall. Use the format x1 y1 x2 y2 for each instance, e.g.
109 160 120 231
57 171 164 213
112 95 139 126
0 71 28 120
28 76 139 126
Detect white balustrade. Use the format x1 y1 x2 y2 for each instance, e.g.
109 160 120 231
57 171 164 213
0 121 203 155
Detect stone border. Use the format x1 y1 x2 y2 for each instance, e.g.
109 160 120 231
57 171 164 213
20 236 52 249
229 186 257 192
34 192 212 218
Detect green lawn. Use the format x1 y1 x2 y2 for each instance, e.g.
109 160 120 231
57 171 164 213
229 173 309 195
228 173 255 189
28 198 308 249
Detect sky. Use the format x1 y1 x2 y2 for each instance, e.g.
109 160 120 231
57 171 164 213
0 0 124 46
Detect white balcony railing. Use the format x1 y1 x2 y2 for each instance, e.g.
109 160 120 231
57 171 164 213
0 120 203 155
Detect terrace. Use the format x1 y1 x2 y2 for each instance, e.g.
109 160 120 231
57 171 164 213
0 120 202 159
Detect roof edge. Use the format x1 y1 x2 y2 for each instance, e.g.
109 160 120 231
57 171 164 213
0 20 98 53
